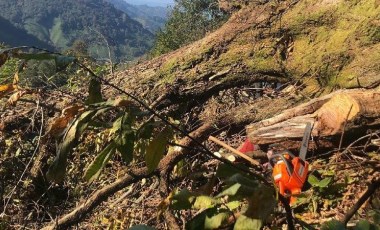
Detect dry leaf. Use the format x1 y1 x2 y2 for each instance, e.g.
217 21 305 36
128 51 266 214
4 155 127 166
7 91 26 106
62 104 84 117
113 97 134 107
13 71 19 85
0 84 15 97
45 105 83 138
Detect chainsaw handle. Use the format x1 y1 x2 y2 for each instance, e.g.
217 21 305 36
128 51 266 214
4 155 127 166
269 153 294 176
280 150 296 158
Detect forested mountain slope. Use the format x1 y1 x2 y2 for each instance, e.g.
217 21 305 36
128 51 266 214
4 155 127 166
106 0 169 33
0 0 154 60
0 16 53 49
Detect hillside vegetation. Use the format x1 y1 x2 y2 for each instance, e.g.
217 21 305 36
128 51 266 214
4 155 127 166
107 0 169 33
0 0 154 60
0 16 53 49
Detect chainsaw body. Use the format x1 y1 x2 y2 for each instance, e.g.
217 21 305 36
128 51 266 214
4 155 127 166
270 151 309 204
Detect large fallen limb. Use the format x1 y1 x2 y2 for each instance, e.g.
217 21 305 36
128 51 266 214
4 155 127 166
247 89 380 144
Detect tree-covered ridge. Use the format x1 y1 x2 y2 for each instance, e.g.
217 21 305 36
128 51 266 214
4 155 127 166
0 0 154 60
106 0 169 33
151 0 229 56
0 16 53 49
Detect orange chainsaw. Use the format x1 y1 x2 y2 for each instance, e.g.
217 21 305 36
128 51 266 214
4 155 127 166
269 123 313 204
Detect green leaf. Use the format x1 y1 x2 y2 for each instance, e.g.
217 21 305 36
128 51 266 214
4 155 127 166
321 219 345 230
308 175 332 188
85 78 103 104
308 174 320 187
145 126 173 173
193 196 218 210
354 220 379 230
216 174 259 198
344 173 355 185
110 116 123 134
186 207 218 230
171 189 195 210
47 110 97 182
204 212 229 229
234 215 262 230
115 130 135 164
226 201 241 210
319 177 332 188
216 183 242 198
14 52 55 61
128 225 155 230
84 142 116 182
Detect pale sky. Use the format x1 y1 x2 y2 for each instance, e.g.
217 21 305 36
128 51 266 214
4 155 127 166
124 0 174 7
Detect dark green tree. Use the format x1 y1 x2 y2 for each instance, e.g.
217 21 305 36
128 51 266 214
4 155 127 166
151 0 228 56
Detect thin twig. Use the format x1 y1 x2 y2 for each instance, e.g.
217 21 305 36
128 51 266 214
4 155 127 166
338 104 353 152
342 131 380 156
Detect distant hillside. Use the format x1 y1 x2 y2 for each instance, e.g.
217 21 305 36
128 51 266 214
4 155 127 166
107 0 169 33
124 0 173 7
0 16 54 50
0 0 154 60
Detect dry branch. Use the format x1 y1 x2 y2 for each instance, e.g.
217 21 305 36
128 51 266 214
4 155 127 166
341 179 380 226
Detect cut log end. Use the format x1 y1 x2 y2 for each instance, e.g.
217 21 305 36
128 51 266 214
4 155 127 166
247 90 380 145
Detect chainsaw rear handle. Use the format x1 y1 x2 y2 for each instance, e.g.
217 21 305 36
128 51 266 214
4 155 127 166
269 150 295 176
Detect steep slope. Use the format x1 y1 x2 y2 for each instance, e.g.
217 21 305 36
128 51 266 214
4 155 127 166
107 0 168 33
113 0 379 115
0 0 154 60
0 16 54 49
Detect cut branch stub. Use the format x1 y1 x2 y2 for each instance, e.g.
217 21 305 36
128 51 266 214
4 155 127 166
247 89 380 144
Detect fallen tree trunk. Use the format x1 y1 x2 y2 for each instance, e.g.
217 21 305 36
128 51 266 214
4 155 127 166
247 89 380 144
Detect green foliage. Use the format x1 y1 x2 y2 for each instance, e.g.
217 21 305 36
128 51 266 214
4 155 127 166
294 172 344 215
234 215 262 230
47 109 101 182
84 142 117 182
145 126 173 173
107 0 169 33
321 219 346 230
42 91 175 182
0 16 53 50
168 168 276 230
354 220 380 230
151 0 228 56
0 46 77 88
308 174 332 188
